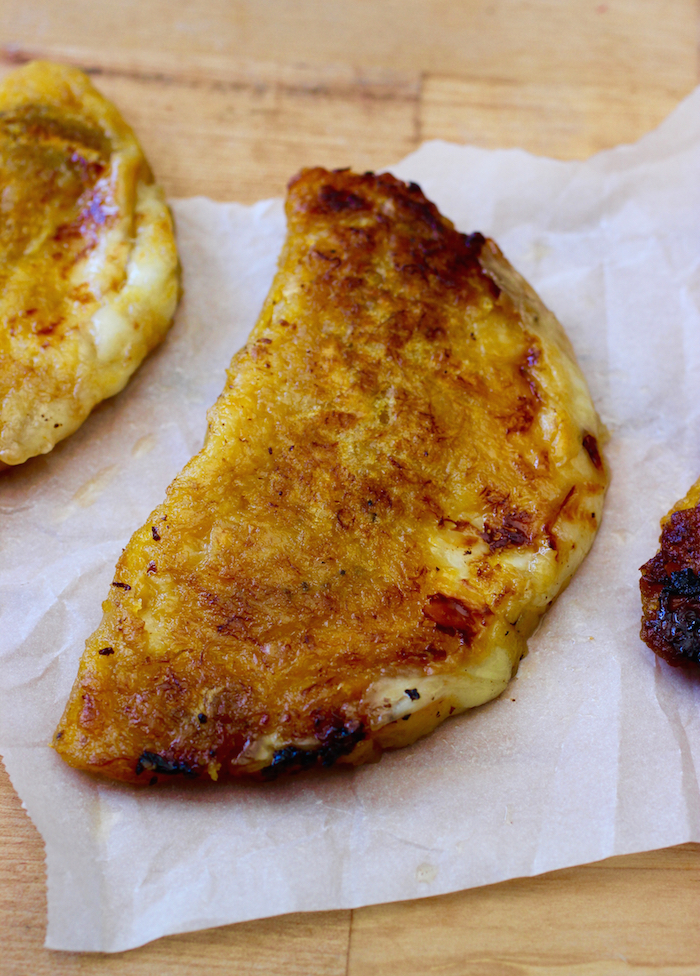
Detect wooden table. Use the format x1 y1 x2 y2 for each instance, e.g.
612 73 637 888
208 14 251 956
1 3 699 973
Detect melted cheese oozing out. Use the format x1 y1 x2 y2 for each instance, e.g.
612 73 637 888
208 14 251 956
369 644 515 721
89 182 179 377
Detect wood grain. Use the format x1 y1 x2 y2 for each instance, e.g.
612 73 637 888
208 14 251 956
349 845 700 976
1 1 699 973
0 45 420 202
421 75 692 160
0 0 696 88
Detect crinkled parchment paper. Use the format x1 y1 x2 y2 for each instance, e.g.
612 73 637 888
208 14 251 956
2 89 700 953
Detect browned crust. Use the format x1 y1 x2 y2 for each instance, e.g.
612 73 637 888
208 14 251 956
0 61 178 465
54 168 607 784
640 502 700 671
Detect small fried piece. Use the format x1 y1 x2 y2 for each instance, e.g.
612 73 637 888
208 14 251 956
54 169 607 783
640 480 700 670
0 61 179 466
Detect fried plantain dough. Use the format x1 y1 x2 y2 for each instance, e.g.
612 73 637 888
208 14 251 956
640 480 700 670
0 61 179 466
54 168 607 783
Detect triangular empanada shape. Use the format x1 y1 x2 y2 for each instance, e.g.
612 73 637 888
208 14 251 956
54 169 607 783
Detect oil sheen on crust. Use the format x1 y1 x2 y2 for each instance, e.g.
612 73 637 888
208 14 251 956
0 61 179 466
54 168 608 783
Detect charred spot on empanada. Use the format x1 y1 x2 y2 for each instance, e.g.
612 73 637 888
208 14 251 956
641 499 700 670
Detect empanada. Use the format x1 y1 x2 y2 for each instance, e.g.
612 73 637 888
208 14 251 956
0 61 179 466
640 480 700 670
55 169 607 782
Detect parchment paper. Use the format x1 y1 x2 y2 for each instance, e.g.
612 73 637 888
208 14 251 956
2 88 700 953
